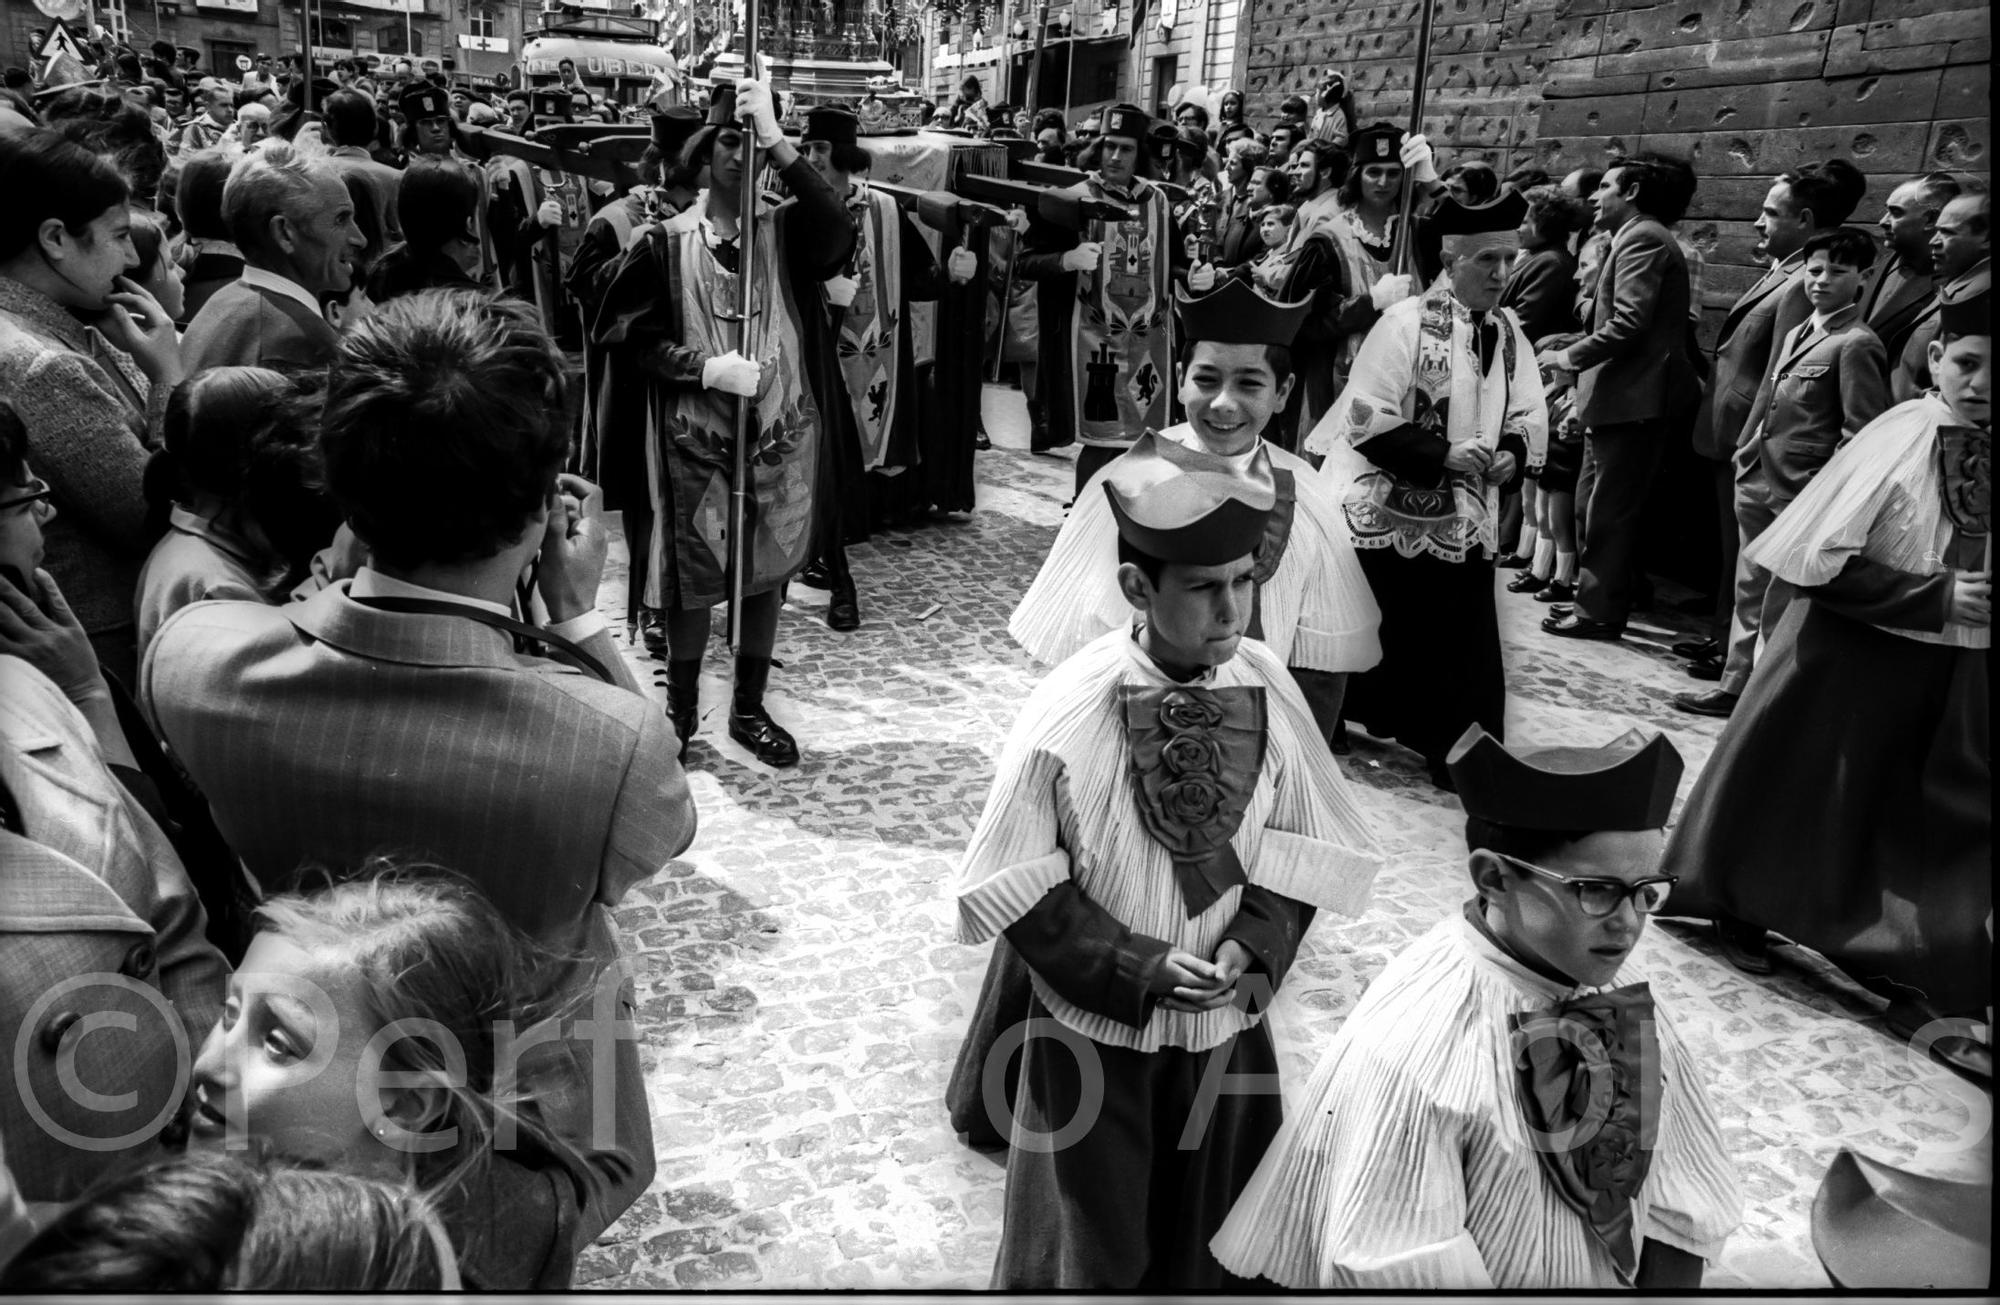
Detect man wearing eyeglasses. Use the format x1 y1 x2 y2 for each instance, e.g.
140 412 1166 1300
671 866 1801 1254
1214 723 1744 1290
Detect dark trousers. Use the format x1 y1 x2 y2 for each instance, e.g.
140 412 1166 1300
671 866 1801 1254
1074 443 1123 499
993 996 1282 1290
625 502 654 620
1575 419 1668 626
1706 457 1738 640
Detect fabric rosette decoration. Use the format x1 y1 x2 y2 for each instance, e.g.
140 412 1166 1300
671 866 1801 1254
1123 686 1268 916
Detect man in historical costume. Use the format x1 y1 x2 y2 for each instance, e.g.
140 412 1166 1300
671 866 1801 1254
1677 160 1856 675
1659 288 1991 1086
954 431 1381 1288
1212 724 1745 1288
1016 103 1192 494
402 81 499 287
793 106 975 632
591 79 854 769
569 105 704 650
488 89 590 337
956 281 1382 1147
1305 190 1547 790
1673 227 1892 720
1256 137 1413 450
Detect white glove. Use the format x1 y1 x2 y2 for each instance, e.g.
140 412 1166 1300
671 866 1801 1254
1370 272 1414 310
1061 240 1102 273
735 78 784 149
1007 205 1031 235
1400 132 1438 185
701 350 761 396
946 247 978 284
536 198 565 227
823 274 859 307
588 178 615 196
1187 261 1217 293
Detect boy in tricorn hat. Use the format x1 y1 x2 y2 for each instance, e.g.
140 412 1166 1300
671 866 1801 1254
1214 723 1743 1288
954 433 1381 1287
953 280 1381 1150
1660 285 1992 1083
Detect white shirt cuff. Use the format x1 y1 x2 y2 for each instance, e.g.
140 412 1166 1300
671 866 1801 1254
548 610 610 644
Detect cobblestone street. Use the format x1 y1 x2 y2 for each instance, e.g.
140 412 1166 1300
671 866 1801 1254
575 445 1987 1290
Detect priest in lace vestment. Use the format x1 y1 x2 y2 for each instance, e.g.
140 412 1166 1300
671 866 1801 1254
1212 725 1744 1289
1304 189 1548 788
952 433 1381 1288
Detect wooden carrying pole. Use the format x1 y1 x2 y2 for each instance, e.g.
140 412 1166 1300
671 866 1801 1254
1025 1 1049 114
727 0 761 651
1391 0 1437 278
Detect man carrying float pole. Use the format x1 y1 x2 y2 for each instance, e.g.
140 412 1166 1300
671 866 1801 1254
591 79 854 768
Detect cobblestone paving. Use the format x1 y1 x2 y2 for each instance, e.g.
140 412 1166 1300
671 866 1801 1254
575 447 1987 1290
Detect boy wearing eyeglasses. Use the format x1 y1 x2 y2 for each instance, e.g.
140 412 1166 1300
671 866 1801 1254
1212 723 1743 1289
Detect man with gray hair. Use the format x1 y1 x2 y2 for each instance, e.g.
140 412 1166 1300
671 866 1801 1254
180 139 366 373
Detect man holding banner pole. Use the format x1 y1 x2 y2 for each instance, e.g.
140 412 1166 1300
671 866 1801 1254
591 74 854 769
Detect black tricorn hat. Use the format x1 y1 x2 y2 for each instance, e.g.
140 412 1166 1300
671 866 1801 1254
649 104 702 152
705 79 738 126
1939 283 1990 339
529 87 572 121
1428 188 1529 238
1103 430 1277 566
1811 1149 1990 1289
802 106 858 147
1349 120 1403 164
399 82 449 122
1176 279 1311 349
1447 725 1683 831
1100 102 1150 143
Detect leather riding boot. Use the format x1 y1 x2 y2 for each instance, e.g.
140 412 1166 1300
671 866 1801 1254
664 659 702 761
825 545 859 632
728 655 800 767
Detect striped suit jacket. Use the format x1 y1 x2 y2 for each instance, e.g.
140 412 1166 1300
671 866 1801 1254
140 582 698 1256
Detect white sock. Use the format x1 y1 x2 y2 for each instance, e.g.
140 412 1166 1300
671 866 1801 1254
1555 550 1578 584
1531 538 1555 579
1516 525 1539 558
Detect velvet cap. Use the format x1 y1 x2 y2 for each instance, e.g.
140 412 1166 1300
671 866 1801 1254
1447 724 1683 831
1176 279 1311 349
1103 430 1277 566
1349 121 1403 164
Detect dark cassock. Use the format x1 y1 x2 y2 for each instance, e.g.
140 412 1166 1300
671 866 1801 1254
570 105 704 646
1015 103 1190 492
797 107 966 630
1661 289 1992 1040
591 81 854 767
1305 190 1547 786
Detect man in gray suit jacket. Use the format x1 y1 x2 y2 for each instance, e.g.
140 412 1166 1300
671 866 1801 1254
321 88 404 264
1861 172 1959 365
144 292 698 1269
1682 159 1862 672
1539 153 1698 638
179 140 365 374
1674 228 1891 718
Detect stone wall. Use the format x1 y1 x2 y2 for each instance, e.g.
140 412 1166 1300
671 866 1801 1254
1239 0 1991 345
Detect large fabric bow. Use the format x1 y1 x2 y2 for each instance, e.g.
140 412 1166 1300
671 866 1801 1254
1508 983 1662 1284
1936 424 1990 537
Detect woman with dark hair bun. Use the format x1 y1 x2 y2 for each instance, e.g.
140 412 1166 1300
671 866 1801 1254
363 155 485 302
135 365 343 659
0 127 182 686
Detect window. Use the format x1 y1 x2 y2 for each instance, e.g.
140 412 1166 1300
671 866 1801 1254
468 5 496 37
1150 52 1176 111
311 16 354 48
378 22 422 54
1092 58 1119 103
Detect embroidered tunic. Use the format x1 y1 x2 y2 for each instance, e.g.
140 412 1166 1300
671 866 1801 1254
1009 424 1382 674
1306 289 1548 562
1211 912 1743 1288
1017 174 1186 452
591 159 854 610
953 630 1380 1053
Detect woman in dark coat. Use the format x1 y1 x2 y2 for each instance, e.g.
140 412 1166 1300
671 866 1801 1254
363 156 484 303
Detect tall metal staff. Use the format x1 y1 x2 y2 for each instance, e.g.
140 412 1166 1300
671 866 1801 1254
725 0 762 650
1390 0 1437 278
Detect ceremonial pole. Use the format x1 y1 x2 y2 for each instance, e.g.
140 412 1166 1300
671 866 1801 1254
1391 0 1437 278
1024 0 1047 114
727 0 761 651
